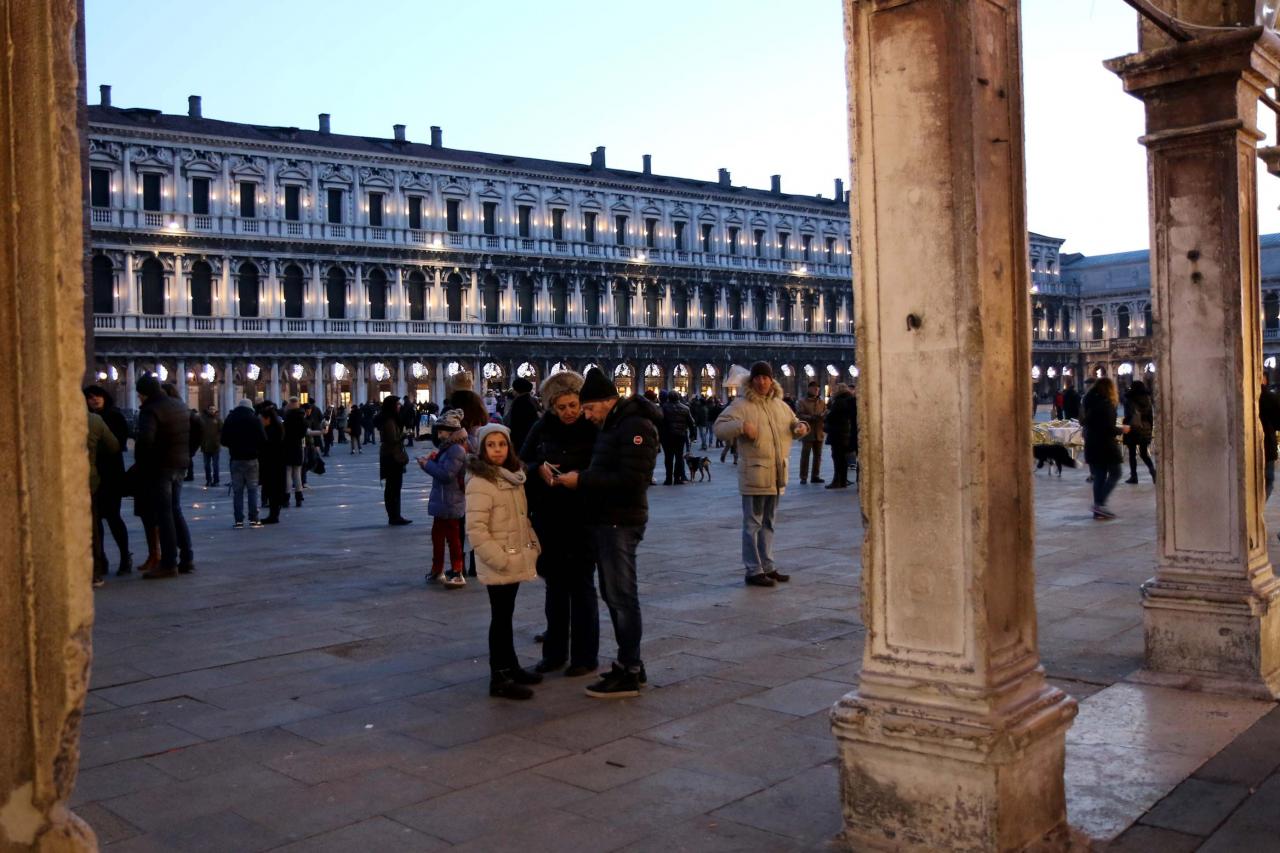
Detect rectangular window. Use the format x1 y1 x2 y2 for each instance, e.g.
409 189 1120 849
368 192 384 227
615 214 627 245
802 234 813 260
91 168 110 208
191 177 210 215
239 182 256 218
327 188 343 224
585 211 597 243
483 201 497 236
700 223 713 253
284 185 301 221
778 231 790 258
408 196 423 230
552 208 565 240
518 205 532 238
645 218 657 249
446 199 461 232
754 229 764 258
728 226 740 256
142 173 161 211
673 220 686 250
825 236 836 263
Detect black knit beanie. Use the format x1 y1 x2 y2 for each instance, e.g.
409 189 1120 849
579 367 619 403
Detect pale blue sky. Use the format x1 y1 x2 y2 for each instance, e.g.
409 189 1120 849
85 0 1280 255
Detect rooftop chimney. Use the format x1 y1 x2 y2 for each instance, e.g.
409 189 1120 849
590 146 606 169
99 84 111 107
834 178 844 200
718 168 731 187
770 174 781 194
318 113 331 134
642 154 652 175
188 95 202 118
430 126 442 148
393 124 406 143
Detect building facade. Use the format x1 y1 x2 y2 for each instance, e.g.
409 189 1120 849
86 91 858 413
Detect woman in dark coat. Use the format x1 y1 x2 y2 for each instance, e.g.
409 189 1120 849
824 384 856 489
1123 380 1156 484
84 385 133 574
282 401 307 506
257 404 287 524
379 395 411 525
520 371 599 676
1082 377 1129 519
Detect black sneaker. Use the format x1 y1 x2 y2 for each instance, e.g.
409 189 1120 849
510 666 543 686
489 673 534 701
745 573 777 587
534 659 566 674
585 663 641 699
765 570 791 583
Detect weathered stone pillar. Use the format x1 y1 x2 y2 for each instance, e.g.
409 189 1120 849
1106 21 1280 697
830 2 1076 849
0 0 98 848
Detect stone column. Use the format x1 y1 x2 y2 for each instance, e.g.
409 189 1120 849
313 357 325 410
830 2 1076 850
396 357 407 398
125 358 137 411
223 359 236 413
269 359 281 404
1106 23 1280 697
355 359 367 406
433 359 447 407
175 358 187 402
0 1 97 848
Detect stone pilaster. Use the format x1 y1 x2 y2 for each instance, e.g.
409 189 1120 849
1106 27 1280 698
831 2 1076 850
0 0 98 848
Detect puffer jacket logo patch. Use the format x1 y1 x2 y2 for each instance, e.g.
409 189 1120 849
633 435 643 445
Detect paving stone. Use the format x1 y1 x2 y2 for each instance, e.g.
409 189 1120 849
678 731 836 786
639 703 799 751
142 727 317 782
69 801 139 845
450 808 642 853
269 816 447 852
70 758 174 807
264 730 442 784
79 723 205 770
173 697 330 740
1139 778 1249 837
1194 705 1280 787
560 766 764 834
388 772 595 844
532 737 691 792
523 703 672 752
1104 824 1203 853
710 762 841 845
147 809 288 853
617 815 800 853
734 676 848 718
102 764 308 833
1197 773 1280 853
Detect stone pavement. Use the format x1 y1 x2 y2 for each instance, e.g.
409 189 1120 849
73 437 1280 850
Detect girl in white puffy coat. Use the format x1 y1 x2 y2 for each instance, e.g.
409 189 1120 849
465 423 543 700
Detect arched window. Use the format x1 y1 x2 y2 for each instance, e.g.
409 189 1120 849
645 282 660 327
190 261 213 317
140 257 164 316
445 273 463 322
1061 306 1071 339
802 292 816 332
1266 293 1279 332
282 264 304 319
1144 302 1153 336
367 268 388 321
781 291 794 332
1090 307 1104 340
700 285 717 329
728 289 742 330
518 275 536 324
1117 305 1131 339
407 270 426 321
824 293 837 333
551 277 568 325
585 279 602 326
1032 305 1044 340
326 267 346 319
1045 305 1056 340
237 262 260 318
92 255 114 314
614 280 631 326
482 274 501 323
673 287 688 329
753 289 767 331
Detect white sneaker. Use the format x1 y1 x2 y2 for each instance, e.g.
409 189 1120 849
233 521 244 529
442 571 467 588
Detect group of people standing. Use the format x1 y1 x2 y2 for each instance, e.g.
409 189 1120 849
1078 377 1155 519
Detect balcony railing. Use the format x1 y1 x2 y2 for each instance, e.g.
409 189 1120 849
92 313 856 346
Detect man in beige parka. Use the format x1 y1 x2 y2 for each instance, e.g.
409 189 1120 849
713 361 808 587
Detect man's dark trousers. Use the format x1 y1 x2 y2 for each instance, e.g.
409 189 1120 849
590 524 644 670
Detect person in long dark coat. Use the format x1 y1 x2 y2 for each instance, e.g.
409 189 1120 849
824 384 856 489
282 399 307 506
1262 375 1280 501
505 377 541 455
1122 380 1156 484
380 395 411 525
258 404 287 524
1083 377 1128 519
520 371 599 676
84 385 132 574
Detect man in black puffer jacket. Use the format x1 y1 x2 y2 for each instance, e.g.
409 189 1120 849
221 399 267 527
553 367 659 699
135 374 194 578
659 391 695 485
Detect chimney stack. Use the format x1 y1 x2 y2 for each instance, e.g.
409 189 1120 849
642 154 652 175
393 124 406 143
718 168 731 187
318 113 331 134
188 95 202 118
590 146 606 169
770 174 781 193
834 178 845 200
430 126 442 148
99 84 112 107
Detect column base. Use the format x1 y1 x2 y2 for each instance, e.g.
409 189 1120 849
1140 575 1280 699
830 685 1076 852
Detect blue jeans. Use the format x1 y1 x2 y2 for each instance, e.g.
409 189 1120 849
590 524 644 670
154 468 194 569
1089 463 1122 509
203 449 220 484
742 494 779 577
230 459 259 523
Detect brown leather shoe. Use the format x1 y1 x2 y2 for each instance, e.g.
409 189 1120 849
766 570 791 583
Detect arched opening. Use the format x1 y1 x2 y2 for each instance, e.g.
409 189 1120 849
282 263 304 319
330 361 352 408
1090 307 1104 340
482 274 501 323
190 261 212 317
781 291 794 332
613 362 634 397
1061 305 1072 338
673 286 688 329
643 363 663 394
614 280 631 326
446 273 464 322
237 262 259 318
672 363 691 395
367 268 388 321
1266 292 1279 332
518 275 536 323
585 279 602 326
516 361 538 384
482 361 505 393
326 266 346 319
551 277 568 325
802 292 817 332
1143 302 1153 336
700 363 717 397
644 282 660 327
1117 304 1131 339
729 288 742 330
700 285 717 328
824 293 837 333
753 289 768 331
140 256 164 316
370 361 394 401
408 361 431 405
92 254 114 314
1032 304 1044 340
407 270 426 321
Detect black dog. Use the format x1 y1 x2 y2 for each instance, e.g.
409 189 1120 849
684 454 712 482
1033 444 1078 476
